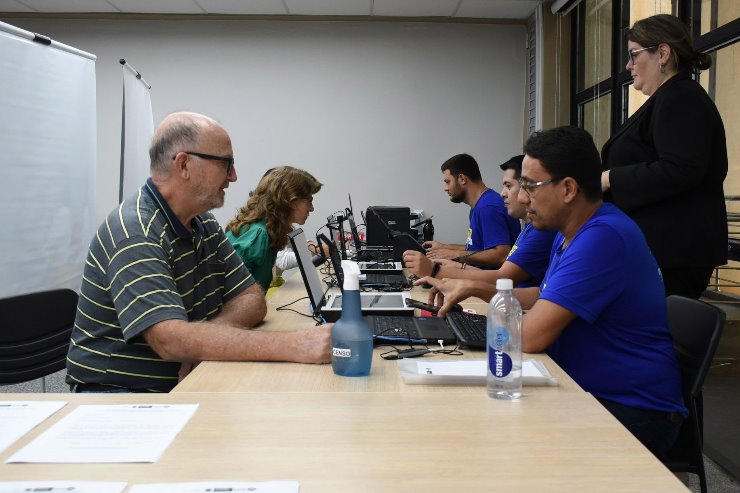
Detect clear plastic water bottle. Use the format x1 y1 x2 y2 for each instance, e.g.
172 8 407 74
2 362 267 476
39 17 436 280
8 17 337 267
487 278 522 399
331 260 373 377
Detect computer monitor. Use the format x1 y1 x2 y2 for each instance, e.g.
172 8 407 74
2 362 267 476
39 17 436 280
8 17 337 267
365 206 411 247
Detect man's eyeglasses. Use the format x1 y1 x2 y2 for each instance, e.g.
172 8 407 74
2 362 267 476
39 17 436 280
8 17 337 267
518 177 562 196
627 45 657 65
176 151 235 175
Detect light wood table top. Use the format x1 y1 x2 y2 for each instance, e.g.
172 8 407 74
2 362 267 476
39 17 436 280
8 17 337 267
0 392 688 493
174 270 580 393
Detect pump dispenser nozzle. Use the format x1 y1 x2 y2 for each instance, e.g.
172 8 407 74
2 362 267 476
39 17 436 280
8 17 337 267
341 260 361 291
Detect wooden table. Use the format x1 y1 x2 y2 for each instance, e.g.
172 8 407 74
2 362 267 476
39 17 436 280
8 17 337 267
0 269 689 492
174 269 581 393
0 392 688 493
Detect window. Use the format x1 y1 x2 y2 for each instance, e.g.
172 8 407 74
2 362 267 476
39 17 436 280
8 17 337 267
572 0 614 148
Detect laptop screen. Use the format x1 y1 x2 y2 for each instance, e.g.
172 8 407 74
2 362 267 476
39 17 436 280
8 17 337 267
347 194 363 249
318 233 344 288
288 228 326 314
365 206 410 247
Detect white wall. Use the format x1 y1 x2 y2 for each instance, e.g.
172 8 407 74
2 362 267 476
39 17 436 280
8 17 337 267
8 18 527 243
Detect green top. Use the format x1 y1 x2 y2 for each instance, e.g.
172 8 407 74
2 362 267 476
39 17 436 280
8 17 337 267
226 220 277 294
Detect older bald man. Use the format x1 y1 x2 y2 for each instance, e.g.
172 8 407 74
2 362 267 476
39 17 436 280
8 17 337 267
66 111 331 393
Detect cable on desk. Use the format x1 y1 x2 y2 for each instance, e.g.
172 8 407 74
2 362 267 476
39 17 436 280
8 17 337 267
275 295 322 325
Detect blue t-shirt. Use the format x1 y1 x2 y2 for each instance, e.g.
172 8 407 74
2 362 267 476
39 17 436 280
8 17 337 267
540 203 686 416
466 189 521 251
506 222 556 288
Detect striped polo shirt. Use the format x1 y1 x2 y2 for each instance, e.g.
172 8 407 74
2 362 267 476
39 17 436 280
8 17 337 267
66 178 254 392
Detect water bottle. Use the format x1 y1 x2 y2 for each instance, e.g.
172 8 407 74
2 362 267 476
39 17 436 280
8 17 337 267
331 260 373 377
486 278 522 399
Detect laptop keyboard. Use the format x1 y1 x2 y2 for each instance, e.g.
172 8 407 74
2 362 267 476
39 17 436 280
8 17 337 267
446 312 487 348
370 316 417 339
362 262 398 270
355 250 393 262
364 273 408 286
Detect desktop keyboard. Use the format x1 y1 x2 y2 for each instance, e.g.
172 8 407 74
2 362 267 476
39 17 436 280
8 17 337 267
446 312 487 348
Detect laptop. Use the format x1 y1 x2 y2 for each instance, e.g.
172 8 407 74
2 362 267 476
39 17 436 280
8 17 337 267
346 194 364 254
319 233 409 290
366 310 488 348
289 228 413 322
346 199 395 262
289 229 487 347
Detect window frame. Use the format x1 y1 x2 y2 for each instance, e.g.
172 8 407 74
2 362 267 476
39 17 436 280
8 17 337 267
569 0 739 134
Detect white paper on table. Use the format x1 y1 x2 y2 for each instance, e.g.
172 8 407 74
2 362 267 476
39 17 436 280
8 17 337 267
0 481 126 493
398 359 558 386
0 401 67 453
129 481 300 493
6 403 198 463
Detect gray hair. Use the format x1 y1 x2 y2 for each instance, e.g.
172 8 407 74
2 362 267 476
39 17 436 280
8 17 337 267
148 116 203 172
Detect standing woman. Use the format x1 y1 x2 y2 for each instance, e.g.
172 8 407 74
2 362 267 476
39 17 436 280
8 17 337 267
601 14 728 299
226 166 322 294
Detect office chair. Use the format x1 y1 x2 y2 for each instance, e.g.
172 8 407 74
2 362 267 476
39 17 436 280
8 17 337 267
0 288 78 391
664 295 725 493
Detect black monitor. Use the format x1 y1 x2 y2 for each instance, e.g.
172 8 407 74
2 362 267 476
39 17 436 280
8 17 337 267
365 206 411 247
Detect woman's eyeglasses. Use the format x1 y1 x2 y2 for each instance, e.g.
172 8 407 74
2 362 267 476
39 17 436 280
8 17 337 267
627 45 657 64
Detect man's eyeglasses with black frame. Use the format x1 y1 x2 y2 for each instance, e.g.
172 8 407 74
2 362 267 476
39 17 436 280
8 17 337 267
176 151 235 176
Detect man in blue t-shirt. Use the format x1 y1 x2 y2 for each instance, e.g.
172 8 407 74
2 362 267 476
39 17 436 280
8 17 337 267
404 155 555 288
422 127 686 460
423 153 520 268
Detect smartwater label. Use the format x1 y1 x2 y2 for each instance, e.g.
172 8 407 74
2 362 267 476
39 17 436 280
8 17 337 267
492 326 509 347
332 347 352 358
488 348 513 378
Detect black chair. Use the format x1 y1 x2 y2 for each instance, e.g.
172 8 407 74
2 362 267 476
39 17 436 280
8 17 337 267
0 289 78 390
664 295 725 493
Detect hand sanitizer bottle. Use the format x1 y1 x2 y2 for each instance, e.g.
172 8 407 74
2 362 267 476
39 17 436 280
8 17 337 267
331 260 373 377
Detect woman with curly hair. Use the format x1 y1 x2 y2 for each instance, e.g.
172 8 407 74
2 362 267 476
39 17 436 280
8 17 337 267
226 166 322 293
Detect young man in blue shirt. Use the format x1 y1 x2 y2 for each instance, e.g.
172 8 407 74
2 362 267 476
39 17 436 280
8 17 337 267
404 155 555 288
421 127 686 460
423 153 520 268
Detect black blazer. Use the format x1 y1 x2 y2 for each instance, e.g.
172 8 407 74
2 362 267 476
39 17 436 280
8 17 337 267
601 71 728 270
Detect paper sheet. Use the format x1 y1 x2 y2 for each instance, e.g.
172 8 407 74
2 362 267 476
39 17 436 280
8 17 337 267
6 403 198 463
0 481 126 493
0 401 67 453
129 481 300 493
398 359 558 386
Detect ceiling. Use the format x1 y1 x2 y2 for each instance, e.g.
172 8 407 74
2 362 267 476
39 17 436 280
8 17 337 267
0 0 541 20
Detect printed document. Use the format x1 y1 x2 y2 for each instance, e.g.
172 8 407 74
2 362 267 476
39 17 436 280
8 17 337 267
398 359 558 386
129 481 300 492
0 401 66 453
0 481 126 493
6 403 198 463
